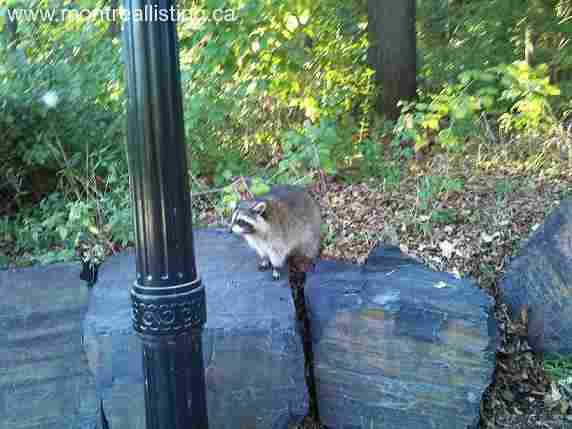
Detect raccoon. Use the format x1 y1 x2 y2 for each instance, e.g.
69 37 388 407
229 185 322 280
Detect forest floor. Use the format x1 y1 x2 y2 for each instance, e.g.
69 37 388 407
198 151 572 428
308 173 572 429
3 142 572 427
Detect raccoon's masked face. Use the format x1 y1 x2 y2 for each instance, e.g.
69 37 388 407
230 201 268 235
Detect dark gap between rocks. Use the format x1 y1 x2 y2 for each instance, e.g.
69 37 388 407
100 399 110 429
476 283 553 428
288 262 325 429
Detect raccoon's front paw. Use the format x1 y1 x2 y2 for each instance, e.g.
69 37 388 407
258 259 271 271
272 269 280 281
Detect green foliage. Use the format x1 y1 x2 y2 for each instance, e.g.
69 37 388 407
413 175 464 235
0 4 129 267
278 119 347 177
1 164 133 267
0 11 125 202
394 62 563 153
320 223 337 248
179 0 372 182
418 0 572 88
544 355 572 382
417 176 464 210
497 62 560 137
495 178 517 196
354 122 406 188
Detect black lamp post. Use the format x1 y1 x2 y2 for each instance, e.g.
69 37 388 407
121 1 208 427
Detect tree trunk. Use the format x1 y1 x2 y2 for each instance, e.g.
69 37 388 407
525 25 537 67
367 0 382 80
370 0 417 121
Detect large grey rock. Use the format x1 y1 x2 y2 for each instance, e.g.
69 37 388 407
0 262 98 429
306 245 497 429
83 229 308 429
498 199 572 355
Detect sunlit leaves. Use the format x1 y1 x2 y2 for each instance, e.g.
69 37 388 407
285 14 299 32
395 58 563 153
0 8 6 30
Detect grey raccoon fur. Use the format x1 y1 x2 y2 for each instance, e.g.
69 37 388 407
229 185 322 280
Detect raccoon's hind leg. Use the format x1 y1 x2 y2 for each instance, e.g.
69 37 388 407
268 254 287 281
257 254 280 280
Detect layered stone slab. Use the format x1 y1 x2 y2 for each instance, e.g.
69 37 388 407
305 245 498 429
1 227 500 429
83 229 308 429
0 263 98 429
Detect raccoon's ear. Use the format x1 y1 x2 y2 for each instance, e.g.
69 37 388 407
252 201 267 215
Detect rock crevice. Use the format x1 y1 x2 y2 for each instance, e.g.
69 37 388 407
83 229 498 428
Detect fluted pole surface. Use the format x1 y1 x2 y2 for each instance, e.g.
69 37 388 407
122 1 208 427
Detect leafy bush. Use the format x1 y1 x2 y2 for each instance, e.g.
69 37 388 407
0 33 125 201
497 62 560 137
0 18 130 266
1 175 133 266
393 62 563 154
179 0 373 182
